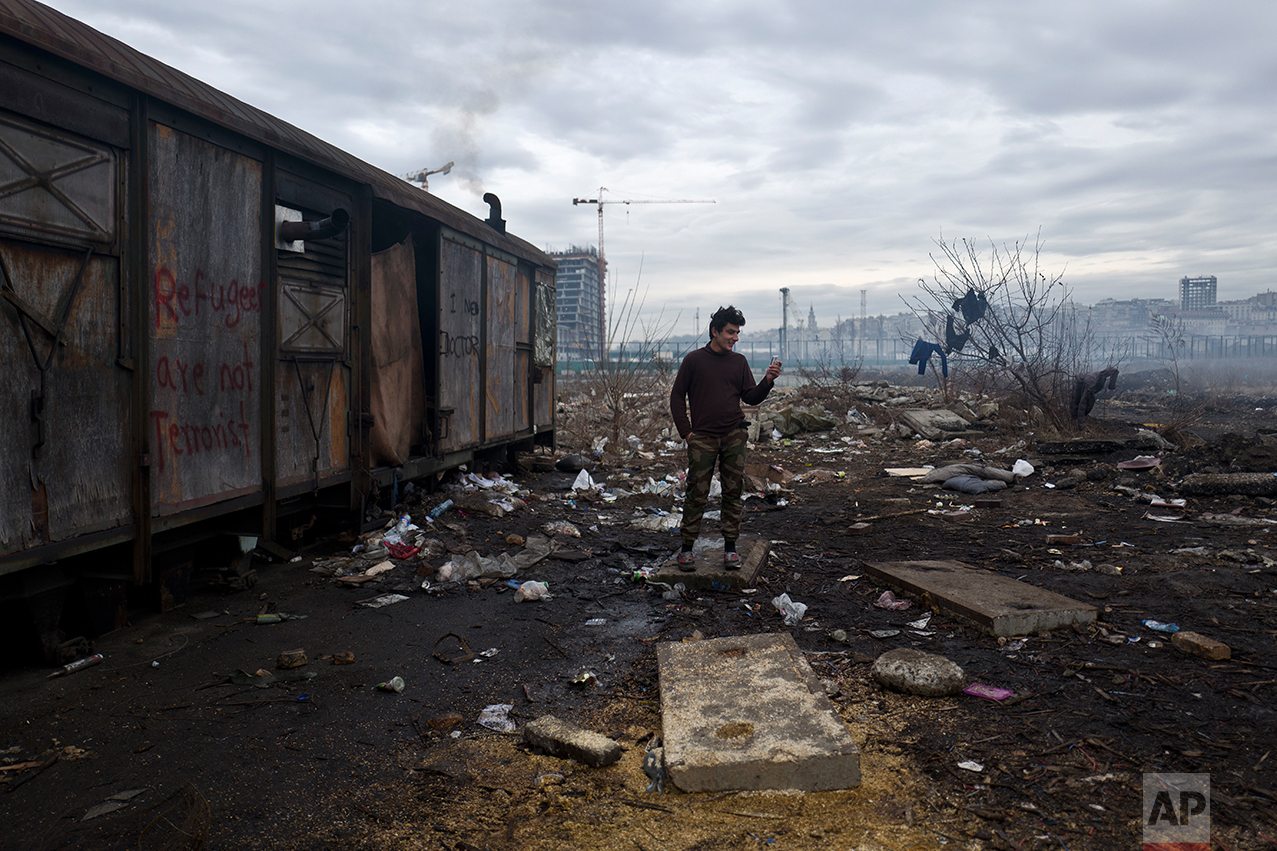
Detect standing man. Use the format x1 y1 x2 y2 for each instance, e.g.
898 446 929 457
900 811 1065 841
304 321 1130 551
670 305 782 570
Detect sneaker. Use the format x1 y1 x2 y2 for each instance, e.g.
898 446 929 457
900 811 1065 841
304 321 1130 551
677 551 697 571
723 551 741 569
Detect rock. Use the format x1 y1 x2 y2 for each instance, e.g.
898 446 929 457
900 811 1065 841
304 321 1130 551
1171 631 1231 661
276 648 307 669
1054 476 1083 489
871 648 965 697
522 715 623 767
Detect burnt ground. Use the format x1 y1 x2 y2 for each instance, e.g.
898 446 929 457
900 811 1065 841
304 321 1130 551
1 383 1276 851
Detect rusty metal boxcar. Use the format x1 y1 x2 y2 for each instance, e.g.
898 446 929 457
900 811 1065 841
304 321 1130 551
0 0 556 661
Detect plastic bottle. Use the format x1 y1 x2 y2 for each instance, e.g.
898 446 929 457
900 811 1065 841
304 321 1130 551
428 499 454 520
48 653 104 678
376 676 405 693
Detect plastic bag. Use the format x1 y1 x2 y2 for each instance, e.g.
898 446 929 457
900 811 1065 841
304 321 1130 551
873 590 912 611
771 593 808 625
1012 459 1034 478
542 520 581 538
514 580 551 602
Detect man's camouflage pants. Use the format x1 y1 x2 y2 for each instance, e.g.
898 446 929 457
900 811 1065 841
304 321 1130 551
681 426 748 546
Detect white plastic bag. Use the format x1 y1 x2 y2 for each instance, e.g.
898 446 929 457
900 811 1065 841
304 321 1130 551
514 580 551 602
1012 459 1035 478
572 469 594 491
771 593 808 625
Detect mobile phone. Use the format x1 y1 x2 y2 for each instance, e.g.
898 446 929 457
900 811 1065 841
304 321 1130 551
770 356 780 365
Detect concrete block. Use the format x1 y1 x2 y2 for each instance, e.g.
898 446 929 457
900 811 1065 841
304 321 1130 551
657 633 860 792
652 535 769 592
871 648 965 696
866 559 1097 637
1171 631 1231 661
522 715 623 767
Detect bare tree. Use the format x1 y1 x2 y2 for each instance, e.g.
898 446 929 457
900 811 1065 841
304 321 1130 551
558 260 682 459
906 232 1128 431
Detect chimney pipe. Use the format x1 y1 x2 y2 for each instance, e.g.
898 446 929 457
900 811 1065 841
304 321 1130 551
483 193 506 234
279 208 350 242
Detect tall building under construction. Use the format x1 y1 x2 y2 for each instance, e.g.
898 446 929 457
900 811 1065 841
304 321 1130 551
551 245 605 360
1180 276 1217 310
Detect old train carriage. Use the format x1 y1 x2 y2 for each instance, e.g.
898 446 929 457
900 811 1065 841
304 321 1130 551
0 0 556 660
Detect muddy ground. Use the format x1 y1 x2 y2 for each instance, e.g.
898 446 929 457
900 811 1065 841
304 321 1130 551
1 377 1276 851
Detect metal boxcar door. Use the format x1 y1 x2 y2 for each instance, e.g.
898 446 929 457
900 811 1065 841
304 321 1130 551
0 110 130 553
484 252 517 441
437 232 482 452
148 124 263 514
275 198 351 490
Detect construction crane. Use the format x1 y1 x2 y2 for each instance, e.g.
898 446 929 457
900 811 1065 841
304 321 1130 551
404 161 453 189
572 188 714 358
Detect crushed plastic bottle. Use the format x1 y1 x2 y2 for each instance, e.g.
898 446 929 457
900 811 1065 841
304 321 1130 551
1142 619 1180 633
428 499 454 520
376 676 405 693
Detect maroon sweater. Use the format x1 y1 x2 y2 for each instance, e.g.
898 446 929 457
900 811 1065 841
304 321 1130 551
670 344 774 439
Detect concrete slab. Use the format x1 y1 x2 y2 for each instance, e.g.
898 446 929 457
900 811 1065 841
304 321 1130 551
865 559 1097 637
657 633 860 792
651 535 769 592
899 409 971 440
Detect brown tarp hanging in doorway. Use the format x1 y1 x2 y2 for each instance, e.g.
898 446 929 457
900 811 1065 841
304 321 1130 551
369 236 425 466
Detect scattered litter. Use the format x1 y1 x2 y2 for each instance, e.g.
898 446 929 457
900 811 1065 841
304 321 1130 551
376 676 405 693
514 580 551 602
364 560 395 576
963 683 1014 701
276 648 307 669
771 593 808 625
570 670 598 688
1116 455 1161 470
873 590 912 611
584 618 607 626
1142 619 1180 633
479 648 499 658
571 469 595 491
958 760 985 772
82 801 129 821
48 653 104 678
838 574 862 582
1142 512 1186 523
427 499 454 520
631 513 682 531
542 520 581 538
868 628 901 639
907 614 932 629
1012 459 1034 477
359 594 409 608
433 632 475 664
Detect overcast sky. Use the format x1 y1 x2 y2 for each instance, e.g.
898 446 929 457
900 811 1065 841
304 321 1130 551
41 0 1277 337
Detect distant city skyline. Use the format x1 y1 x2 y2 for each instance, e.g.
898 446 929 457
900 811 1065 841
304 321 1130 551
40 1 1277 331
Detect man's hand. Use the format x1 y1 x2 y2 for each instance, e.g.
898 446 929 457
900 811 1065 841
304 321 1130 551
765 359 783 381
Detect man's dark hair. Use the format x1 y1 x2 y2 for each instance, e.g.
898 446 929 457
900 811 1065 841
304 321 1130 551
709 305 746 337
